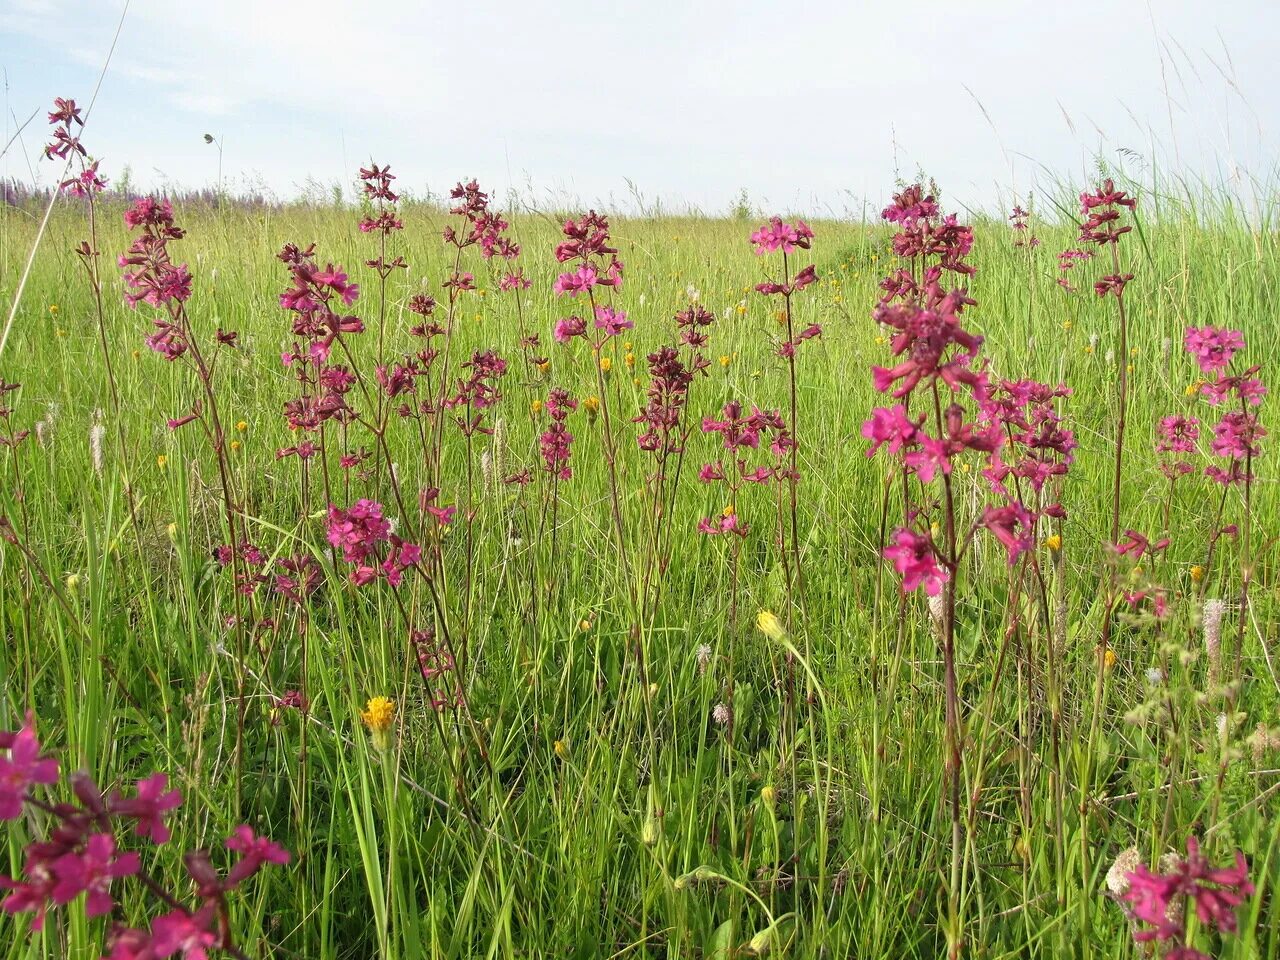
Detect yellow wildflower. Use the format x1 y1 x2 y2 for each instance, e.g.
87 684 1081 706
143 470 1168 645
235 420 248 432
156 455 168 469
1103 649 1118 672
1044 534 1062 552
719 355 731 368
756 610 785 641
531 399 543 415
360 696 395 751
1190 565 1204 583
599 356 612 374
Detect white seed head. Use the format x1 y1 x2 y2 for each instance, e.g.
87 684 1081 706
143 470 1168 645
1105 847 1142 895
89 423 105 474
1203 598 1226 663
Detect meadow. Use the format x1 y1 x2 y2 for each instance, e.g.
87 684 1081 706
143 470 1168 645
1 108 1278 960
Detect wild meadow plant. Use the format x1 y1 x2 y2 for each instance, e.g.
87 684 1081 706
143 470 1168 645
3 94 1279 959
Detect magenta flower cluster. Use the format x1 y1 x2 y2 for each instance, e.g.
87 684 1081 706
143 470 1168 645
1 716 288 957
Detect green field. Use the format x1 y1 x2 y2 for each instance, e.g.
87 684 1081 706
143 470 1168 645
1 178 1278 959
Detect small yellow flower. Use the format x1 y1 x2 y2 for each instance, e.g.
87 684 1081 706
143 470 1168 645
64 573 81 593
735 303 747 315
583 396 600 417
959 462 971 473
166 522 177 541
1130 346 1138 357
633 377 642 386
236 420 248 432
132 349 141 359
624 352 635 368
1103 649 1118 672
1085 345 1095 355
599 356 612 374
623 341 633 351
722 503 735 518
56 328 67 338
756 610 785 641
760 785 776 809
361 696 396 751
156 455 168 469
1044 534 1062 552
537 360 551 375
49 304 59 315
875 335 887 345
554 739 571 761
1185 381 1202 397
774 310 787 325
719 354 731 368
1190 565 1205 582
579 618 592 632
930 520 940 538
1062 320 1072 330
230 439 241 452
531 399 543 415
1126 363 1134 375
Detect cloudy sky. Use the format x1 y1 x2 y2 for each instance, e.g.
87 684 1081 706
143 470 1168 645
1 1 1275 214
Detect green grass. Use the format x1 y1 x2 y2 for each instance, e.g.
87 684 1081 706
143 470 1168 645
1 181 1279 959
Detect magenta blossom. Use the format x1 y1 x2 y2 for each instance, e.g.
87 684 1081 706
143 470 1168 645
593 305 632 336
750 217 814 255
0 714 58 820
883 527 948 596
50 833 139 919
1184 326 1244 375
109 773 182 845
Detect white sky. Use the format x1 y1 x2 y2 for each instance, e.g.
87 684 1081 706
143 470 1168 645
1 0 1275 214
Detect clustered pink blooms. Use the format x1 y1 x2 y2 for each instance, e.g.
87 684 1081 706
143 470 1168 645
212 544 322 607
44 97 85 157
1 716 288 955
696 402 793 537
1156 415 1200 480
1008 205 1039 248
1055 248 1094 293
877 184 977 311
750 217 821 356
276 242 365 442
539 387 577 480
358 164 405 238
749 217 813 255
412 628 462 712
552 211 623 297
1078 177 1137 246
869 186 1054 583
447 350 507 437
443 180 520 262
326 499 421 587
981 379 1077 495
635 347 696 456
1119 837 1254 956
1185 326 1247 378
119 199 194 351
1180 328 1268 486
